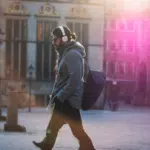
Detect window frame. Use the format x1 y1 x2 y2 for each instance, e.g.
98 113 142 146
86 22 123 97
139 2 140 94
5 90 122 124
107 61 117 77
126 19 135 31
125 62 135 76
108 40 117 51
36 18 58 81
124 39 135 53
107 19 117 30
117 19 126 31
66 20 90 59
5 16 28 80
117 61 125 75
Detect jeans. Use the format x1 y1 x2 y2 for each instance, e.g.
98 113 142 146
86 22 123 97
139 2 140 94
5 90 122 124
44 100 95 150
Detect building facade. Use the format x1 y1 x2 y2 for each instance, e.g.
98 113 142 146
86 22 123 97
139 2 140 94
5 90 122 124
0 0 105 107
104 0 150 106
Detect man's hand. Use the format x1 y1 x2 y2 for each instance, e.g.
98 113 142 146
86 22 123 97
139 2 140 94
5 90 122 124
53 96 60 104
46 95 54 110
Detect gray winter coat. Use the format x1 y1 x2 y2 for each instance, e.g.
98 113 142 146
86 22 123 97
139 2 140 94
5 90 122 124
51 41 86 109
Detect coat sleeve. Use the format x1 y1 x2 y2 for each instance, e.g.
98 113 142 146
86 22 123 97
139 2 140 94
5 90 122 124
56 50 83 102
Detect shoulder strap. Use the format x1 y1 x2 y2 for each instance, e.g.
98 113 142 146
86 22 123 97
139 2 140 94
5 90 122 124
82 58 90 82
82 58 85 82
72 50 90 82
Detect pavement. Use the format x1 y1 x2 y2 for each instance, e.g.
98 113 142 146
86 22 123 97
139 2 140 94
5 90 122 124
0 104 150 150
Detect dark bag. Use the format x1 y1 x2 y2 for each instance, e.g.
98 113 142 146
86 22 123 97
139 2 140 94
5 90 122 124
81 61 106 111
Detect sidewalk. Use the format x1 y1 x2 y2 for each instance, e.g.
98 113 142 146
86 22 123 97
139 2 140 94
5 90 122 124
0 105 150 150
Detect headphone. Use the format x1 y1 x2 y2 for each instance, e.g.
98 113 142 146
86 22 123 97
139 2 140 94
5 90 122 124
58 26 68 42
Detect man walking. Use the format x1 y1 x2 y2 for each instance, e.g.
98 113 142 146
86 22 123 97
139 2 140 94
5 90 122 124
33 26 95 150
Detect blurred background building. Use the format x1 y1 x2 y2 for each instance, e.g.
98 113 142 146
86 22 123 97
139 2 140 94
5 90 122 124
1 0 150 109
104 0 150 106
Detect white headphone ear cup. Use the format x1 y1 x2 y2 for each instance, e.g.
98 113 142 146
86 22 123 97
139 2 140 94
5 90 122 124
62 36 68 42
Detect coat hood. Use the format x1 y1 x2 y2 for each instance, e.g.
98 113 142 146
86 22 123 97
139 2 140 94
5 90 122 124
66 41 86 58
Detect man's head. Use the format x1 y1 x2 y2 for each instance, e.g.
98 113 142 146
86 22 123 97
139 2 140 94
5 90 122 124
51 25 76 47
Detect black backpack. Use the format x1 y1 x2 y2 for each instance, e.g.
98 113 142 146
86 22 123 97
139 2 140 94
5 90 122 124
81 60 106 111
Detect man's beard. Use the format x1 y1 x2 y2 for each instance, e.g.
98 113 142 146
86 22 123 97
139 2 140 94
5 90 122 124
55 44 66 56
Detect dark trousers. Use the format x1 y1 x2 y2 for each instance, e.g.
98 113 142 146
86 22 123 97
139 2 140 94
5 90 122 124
45 100 95 150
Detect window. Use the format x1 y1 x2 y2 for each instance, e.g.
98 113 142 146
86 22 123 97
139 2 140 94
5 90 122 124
75 23 81 41
118 61 125 75
110 19 116 29
138 62 147 89
67 22 74 31
36 21 57 81
117 40 123 51
126 62 134 76
37 23 43 41
67 22 89 57
5 19 27 80
132 63 135 75
104 20 108 30
104 39 108 50
143 20 149 33
118 20 126 30
82 23 89 45
109 40 117 51
126 40 134 52
127 20 134 31
67 22 89 44
142 20 150 43
108 61 116 77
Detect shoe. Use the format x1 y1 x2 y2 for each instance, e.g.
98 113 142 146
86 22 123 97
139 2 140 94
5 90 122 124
32 141 50 150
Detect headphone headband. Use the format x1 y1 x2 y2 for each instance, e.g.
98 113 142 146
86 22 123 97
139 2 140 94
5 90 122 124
58 26 68 42
58 26 65 37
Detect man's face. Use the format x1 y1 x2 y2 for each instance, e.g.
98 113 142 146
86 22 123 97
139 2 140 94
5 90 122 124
52 35 61 48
